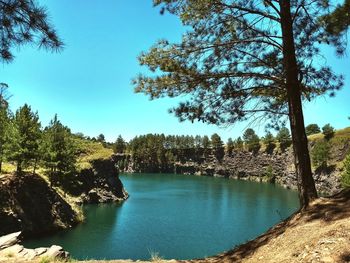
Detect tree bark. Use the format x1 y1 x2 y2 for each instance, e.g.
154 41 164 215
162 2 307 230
280 0 318 208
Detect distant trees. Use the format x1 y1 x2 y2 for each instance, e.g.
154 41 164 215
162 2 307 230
276 127 292 152
243 129 260 154
306 124 321 136
322 124 335 140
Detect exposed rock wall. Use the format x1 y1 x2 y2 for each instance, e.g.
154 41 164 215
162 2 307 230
0 174 79 237
119 144 348 195
78 157 129 204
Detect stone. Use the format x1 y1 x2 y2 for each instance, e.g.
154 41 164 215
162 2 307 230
34 247 48 256
42 245 68 259
0 232 21 249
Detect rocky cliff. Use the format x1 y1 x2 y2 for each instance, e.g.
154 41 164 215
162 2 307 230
118 139 349 195
0 156 128 237
0 173 79 237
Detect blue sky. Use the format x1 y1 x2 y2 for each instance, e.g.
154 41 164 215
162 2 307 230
0 0 349 143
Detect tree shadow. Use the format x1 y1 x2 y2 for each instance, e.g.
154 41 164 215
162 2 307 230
183 188 350 263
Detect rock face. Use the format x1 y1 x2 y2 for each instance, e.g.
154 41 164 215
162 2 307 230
72 157 128 204
0 232 69 261
0 174 79 237
118 142 349 196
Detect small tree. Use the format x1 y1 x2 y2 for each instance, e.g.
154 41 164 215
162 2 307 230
341 153 350 188
42 114 76 185
322 124 335 141
263 131 276 154
97 134 106 144
113 135 126 154
211 133 224 160
226 138 234 156
305 124 321 136
276 127 292 152
234 137 244 151
243 129 260 154
311 140 330 169
9 104 41 174
202 135 211 157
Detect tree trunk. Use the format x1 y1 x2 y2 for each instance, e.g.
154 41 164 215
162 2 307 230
280 0 318 208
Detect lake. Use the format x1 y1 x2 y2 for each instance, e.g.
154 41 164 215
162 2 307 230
24 173 299 260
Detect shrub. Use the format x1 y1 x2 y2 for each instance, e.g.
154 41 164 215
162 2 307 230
311 140 330 168
341 154 350 188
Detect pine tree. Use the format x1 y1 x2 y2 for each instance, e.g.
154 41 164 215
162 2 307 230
276 127 292 152
234 137 244 151
243 129 260 154
42 115 76 185
226 138 234 156
211 133 224 160
341 153 350 188
134 0 346 206
263 132 276 154
311 140 330 169
113 135 126 154
322 124 335 141
9 104 41 174
0 0 63 62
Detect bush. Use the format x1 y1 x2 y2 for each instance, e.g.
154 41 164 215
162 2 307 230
341 154 350 188
322 123 335 141
311 140 330 168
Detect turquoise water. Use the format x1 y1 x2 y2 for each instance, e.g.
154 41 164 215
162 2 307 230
24 173 299 260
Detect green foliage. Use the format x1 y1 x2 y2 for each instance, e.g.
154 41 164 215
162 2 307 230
306 124 321 136
322 0 350 37
234 137 244 150
226 138 234 156
322 124 335 140
276 127 292 152
311 140 330 168
263 131 276 154
8 104 41 174
341 153 350 188
113 135 126 154
211 133 224 160
134 1 343 130
42 114 77 185
264 165 275 183
0 0 63 63
243 129 260 153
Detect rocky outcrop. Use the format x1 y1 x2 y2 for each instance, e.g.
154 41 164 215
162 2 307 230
0 174 80 237
71 157 128 204
0 232 69 261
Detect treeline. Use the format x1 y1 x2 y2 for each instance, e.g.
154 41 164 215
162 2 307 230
113 123 339 173
0 85 76 185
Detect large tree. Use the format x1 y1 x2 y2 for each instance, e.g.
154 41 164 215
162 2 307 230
134 0 345 207
0 0 63 63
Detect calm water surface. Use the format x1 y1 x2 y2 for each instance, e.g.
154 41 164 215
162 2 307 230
24 173 299 260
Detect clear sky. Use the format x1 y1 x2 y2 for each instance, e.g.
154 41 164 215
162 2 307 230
1 0 349 143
